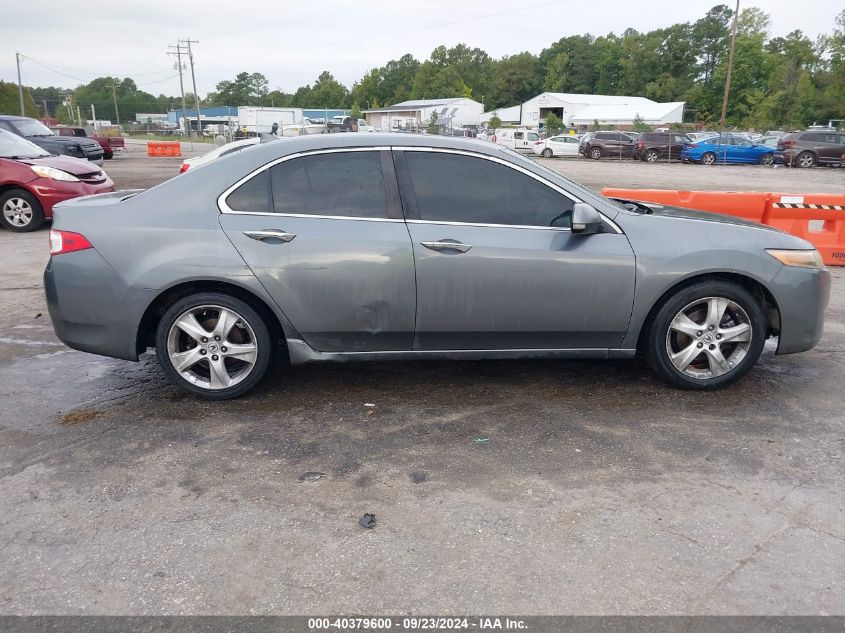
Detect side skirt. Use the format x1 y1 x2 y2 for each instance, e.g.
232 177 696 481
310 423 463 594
286 338 637 365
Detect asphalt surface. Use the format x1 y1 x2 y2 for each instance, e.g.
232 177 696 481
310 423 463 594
0 144 843 615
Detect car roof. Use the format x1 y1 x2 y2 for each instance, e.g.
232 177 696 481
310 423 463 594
0 115 30 121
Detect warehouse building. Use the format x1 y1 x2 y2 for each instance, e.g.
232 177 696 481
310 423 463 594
517 92 684 128
362 97 483 132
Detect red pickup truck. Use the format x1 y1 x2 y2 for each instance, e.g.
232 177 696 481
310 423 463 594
50 126 125 159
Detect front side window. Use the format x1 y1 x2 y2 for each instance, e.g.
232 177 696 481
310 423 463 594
270 151 388 218
405 151 573 229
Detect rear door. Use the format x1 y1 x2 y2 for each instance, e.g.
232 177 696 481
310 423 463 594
219 148 416 352
394 148 636 351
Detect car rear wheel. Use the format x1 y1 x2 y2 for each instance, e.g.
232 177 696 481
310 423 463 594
644 280 766 390
156 292 272 400
795 151 816 168
541 148 553 158
701 152 717 166
760 153 774 165
645 149 659 162
589 147 602 160
0 189 45 232
104 149 114 160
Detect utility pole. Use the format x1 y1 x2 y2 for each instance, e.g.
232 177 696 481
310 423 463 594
719 0 740 129
181 38 203 137
168 43 190 138
15 52 25 116
110 83 121 128
90 103 97 133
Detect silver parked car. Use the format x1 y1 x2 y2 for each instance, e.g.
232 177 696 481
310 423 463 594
45 134 830 399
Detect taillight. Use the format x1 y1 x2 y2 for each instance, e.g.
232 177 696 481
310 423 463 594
179 163 190 173
781 140 795 148
50 230 93 256
535 140 544 145
491 135 496 143
637 141 644 149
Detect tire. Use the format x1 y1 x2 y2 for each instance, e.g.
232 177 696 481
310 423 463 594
104 150 114 160
645 149 659 162
0 188 45 232
701 152 717 166
155 292 273 400
795 151 816 168
541 148 553 158
644 279 766 390
760 153 773 166
589 147 602 160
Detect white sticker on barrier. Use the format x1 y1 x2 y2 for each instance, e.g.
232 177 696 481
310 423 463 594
780 196 804 204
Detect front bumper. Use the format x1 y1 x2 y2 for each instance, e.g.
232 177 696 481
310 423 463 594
44 249 149 361
770 265 831 355
31 178 115 219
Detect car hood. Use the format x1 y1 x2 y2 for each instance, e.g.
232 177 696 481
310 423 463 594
637 202 773 230
16 154 104 175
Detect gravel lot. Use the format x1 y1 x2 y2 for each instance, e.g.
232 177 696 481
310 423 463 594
0 145 843 615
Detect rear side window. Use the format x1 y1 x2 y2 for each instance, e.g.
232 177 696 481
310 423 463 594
404 151 573 228
270 151 388 218
226 170 271 213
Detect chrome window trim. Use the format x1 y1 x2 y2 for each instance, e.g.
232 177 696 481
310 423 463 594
217 144 622 234
217 147 391 216
406 219 571 232
394 146 622 234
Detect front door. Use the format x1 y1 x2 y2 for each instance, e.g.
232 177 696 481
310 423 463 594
394 149 636 351
219 149 416 352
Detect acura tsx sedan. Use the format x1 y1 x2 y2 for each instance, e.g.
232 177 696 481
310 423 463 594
44 134 830 399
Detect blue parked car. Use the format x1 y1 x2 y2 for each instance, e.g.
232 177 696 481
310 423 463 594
682 133 776 166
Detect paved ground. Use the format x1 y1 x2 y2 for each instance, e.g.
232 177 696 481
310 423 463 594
0 148 843 615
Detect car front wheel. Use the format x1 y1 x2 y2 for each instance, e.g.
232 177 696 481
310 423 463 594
155 292 273 399
644 280 766 389
760 153 774 165
0 188 45 232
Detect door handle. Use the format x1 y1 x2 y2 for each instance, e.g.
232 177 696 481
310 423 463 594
420 240 472 253
243 229 296 243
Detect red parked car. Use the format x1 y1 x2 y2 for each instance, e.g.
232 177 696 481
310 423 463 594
0 129 114 232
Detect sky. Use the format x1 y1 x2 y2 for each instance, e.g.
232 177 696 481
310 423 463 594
2 0 841 97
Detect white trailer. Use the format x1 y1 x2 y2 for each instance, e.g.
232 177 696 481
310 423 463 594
237 107 303 133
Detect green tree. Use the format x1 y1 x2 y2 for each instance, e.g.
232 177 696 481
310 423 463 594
309 71 349 107
0 81 39 117
350 102 362 118
544 111 562 134
632 114 651 132
427 111 439 134
488 113 502 129
489 52 542 108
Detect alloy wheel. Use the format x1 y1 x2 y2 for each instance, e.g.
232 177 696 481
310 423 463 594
2 198 33 228
646 150 659 162
665 296 752 380
166 305 259 390
797 152 815 168
761 153 774 165
702 152 716 165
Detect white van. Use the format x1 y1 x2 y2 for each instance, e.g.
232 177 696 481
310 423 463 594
492 128 539 151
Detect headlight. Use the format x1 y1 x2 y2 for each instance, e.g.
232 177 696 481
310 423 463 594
766 248 825 269
30 165 79 182
67 144 81 152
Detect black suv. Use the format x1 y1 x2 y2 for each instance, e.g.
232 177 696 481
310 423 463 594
778 130 845 168
582 131 636 159
0 115 104 165
633 132 691 162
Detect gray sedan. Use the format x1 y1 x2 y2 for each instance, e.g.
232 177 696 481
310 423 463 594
44 134 830 399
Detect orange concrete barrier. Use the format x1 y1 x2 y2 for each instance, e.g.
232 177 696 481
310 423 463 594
601 188 845 266
147 141 182 157
601 188 769 223
763 194 845 266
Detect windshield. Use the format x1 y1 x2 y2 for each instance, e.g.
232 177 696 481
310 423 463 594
11 119 55 137
0 129 51 159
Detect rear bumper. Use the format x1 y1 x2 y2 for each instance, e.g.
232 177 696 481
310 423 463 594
44 249 147 361
771 265 831 355
31 179 115 219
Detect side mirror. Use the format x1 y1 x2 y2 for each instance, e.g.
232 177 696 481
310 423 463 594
571 203 603 235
